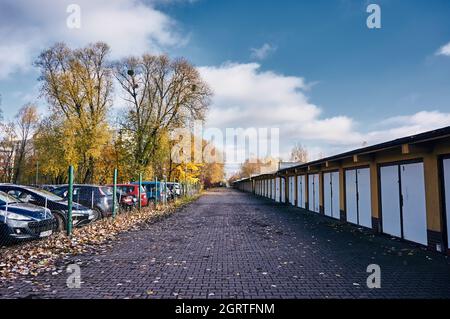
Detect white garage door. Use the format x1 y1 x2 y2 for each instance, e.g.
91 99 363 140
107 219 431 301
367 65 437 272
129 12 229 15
443 158 450 248
401 163 427 245
288 176 295 206
263 180 267 197
281 178 286 203
308 174 320 213
324 171 340 219
275 177 281 202
346 168 372 228
380 162 427 245
346 169 358 225
297 175 306 209
271 179 276 200
264 180 267 197
381 165 402 237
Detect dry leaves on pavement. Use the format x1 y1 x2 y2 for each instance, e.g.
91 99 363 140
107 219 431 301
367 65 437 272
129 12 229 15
0 196 198 282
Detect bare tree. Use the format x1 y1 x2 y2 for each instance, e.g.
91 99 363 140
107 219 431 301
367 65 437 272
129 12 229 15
290 143 309 163
113 54 212 175
13 104 39 183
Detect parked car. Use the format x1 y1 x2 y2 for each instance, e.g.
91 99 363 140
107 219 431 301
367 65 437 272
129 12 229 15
51 184 119 220
40 185 60 192
166 182 181 199
0 185 94 232
106 184 136 210
0 191 55 243
107 184 148 208
133 182 167 203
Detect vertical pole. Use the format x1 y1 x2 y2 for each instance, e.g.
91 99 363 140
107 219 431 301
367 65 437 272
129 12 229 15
163 178 166 205
162 178 165 205
138 172 142 211
112 168 117 218
67 165 74 236
35 161 39 186
155 176 159 205
184 163 187 197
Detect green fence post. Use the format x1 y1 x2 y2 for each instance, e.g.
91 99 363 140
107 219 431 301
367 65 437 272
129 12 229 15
164 178 167 205
138 172 142 211
112 168 117 218
67 165 74 236
155 176 159 205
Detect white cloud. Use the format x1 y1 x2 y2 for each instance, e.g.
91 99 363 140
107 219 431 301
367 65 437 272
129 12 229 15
0 0 186 79
364 111 450 144
199 62 358 143
436 42 450 56
250 43 277 60
198 62 450 164
0 42 34 79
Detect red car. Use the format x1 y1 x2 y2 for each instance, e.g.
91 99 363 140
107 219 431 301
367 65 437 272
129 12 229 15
108 184 148 208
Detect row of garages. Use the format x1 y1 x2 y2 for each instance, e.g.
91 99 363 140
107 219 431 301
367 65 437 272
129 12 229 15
234 126 450 254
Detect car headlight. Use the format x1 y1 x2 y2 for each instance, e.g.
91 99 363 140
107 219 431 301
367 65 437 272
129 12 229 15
4 212 33 221
72 209 91 216
76 209 95 219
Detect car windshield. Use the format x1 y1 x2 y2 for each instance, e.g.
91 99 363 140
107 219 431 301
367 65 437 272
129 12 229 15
101 187 114 196
117 186 134 195
0 191 20 204
25 187 63 201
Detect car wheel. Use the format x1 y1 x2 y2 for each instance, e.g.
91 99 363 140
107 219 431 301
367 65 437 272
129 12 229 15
93 208 103 221
53 213 66 232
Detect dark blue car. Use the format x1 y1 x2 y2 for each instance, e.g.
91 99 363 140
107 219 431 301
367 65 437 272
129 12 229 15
0 191 55 243
0 185 95 231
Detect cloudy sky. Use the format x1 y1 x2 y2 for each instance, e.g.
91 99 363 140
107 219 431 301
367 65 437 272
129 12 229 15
1 0 450 174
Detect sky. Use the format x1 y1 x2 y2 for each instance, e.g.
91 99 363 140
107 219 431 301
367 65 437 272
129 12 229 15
1 0 450 175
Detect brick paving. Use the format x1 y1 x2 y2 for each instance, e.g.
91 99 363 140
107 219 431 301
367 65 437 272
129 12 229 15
1 188 450 299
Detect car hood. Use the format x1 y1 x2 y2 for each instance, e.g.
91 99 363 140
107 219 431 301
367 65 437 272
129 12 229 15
0 203 53 220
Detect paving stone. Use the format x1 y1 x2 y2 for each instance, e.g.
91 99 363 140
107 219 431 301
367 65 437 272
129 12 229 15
1 188 450 299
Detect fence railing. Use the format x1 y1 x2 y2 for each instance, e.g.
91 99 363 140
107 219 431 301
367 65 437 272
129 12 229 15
0 165 201 246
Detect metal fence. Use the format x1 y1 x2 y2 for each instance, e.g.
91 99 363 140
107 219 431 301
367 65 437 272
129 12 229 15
0 165 201 246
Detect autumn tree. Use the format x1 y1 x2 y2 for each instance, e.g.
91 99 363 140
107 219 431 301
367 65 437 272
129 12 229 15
35 42 113 183
0 122 16 183
199 140 225 187
32 114 68 184
13 104 39 183
113 54 212 177
290 143 309 163
239 159 265 179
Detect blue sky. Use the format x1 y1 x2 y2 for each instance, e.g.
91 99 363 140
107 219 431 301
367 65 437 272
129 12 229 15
1 0 450 171
167 0 450 121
